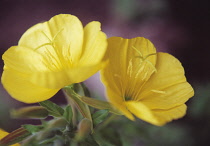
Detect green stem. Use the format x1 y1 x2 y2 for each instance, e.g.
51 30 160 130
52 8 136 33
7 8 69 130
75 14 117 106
63 89 77 127
63 85 93 131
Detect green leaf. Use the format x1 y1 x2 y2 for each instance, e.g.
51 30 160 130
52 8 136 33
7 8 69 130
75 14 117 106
74 83 91 97
73 83 90 96
39 100 64 117
92 110 109 126
22 124 44 134
63 105 73 124
0 127 31 145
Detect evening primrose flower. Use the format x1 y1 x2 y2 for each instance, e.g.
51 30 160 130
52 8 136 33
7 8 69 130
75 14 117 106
101 37 194 126
0 129 20 146
2 14 107 103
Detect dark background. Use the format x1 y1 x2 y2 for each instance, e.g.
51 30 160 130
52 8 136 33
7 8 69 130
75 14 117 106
0 0 210 145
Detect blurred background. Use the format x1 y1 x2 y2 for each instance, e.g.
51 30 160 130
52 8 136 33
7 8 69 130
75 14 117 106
0 0 210 145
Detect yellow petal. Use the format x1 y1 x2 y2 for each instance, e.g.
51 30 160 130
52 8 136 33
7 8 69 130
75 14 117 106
125 101 160 125
19 14 84 63
100 37 128 97
141 82 193 109
139 53 194 109
79 21 107 65
0 129 20 146
2 46 48 73
0 129 8 139
1 67 59 103
152 104 187 126
30 62 107 89
105 89 134 120
126 101 187 126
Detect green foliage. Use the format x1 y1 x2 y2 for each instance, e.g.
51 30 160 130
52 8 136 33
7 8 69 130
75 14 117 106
63 105 73 124
4 83 210 145
22 124 44 134
92 110 109 126
39 100 64 117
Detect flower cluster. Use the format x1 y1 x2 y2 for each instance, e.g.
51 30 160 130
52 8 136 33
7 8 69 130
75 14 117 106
1 14 194 145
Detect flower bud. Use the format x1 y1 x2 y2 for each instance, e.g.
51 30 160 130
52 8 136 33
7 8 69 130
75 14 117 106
10 106 48 119
75 118 92 141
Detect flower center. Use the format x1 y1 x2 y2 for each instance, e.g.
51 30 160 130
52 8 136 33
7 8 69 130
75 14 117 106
125 96 132 101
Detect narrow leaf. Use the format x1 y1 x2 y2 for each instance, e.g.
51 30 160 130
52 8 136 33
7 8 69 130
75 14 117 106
63 105 73 124
74 83 91 97
63 85 93 131
39 100 64 117
22 124 44 134
92 110 109 126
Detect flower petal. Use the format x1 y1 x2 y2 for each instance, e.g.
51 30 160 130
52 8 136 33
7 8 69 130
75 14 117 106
141 82 193 109
0 129 8 139
139 53 194 109
105 89 134 120
152 104 187 125
19 14 84 63
2 46 48 73
1 67 59 103
79 21 107 65
30 62 107 89
125 101 160 125
126 101 187 126
100 37 128 97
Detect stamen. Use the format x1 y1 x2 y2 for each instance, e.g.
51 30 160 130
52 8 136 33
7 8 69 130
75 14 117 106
52 28 64 42
114 74 125 97
127 59 133 77
41 31 52 42
132 46 143 58
34 43 52 50
132 46 157 73
151 90 166 94
134 65 142 79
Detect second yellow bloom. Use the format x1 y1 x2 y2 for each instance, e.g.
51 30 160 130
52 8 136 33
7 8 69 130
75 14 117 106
101 37 194 126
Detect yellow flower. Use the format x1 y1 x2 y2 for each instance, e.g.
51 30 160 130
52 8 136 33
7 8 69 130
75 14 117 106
2 14 107 103
0 129 20 146
101 37 194 126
